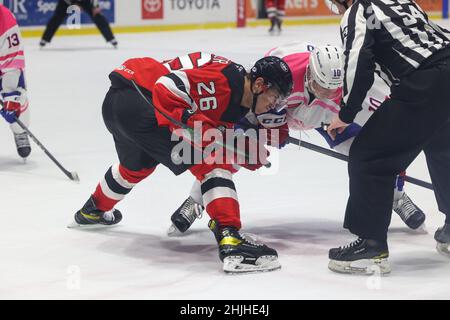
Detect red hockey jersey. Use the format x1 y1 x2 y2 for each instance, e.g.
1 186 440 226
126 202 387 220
110 52 248 131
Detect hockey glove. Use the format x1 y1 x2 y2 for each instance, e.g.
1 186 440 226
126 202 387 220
266 123 289 149
182 109 226 148
234 136 270 171
0 101 21 124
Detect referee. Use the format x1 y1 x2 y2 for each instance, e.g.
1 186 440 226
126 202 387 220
326 0 450 274
39 0 117 48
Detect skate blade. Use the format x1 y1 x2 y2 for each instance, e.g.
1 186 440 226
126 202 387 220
67 221 119 229
223 255 281 275
412 222 428 234
328 258 391 275
167 224 183 237
436 242 450 258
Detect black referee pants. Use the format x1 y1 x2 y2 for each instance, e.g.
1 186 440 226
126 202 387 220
344 49 450 241
42 0 115 42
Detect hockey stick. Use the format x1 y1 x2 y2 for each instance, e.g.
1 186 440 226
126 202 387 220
131 80 271 168
0 101 79 181
287 136 434 191
15 117 80 181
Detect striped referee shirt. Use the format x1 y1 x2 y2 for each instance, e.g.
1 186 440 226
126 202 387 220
339 0 450 123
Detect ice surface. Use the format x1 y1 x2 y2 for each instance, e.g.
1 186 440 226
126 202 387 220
1 22 450 299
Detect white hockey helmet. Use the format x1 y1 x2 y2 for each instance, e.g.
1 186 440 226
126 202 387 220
308 45 344 90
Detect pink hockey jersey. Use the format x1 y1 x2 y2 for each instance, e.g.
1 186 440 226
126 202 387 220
0 4 27 107
266 42 342 131
266 42 390 131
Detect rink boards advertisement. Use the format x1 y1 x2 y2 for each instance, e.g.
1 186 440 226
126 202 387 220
0 0 441 32
135 0 236 24
245 0 442 17
0 0 115 27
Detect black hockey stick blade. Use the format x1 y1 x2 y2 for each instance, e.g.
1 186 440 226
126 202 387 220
287 136 433 191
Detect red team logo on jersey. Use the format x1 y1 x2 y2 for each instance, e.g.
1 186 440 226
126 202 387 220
142 0 163 19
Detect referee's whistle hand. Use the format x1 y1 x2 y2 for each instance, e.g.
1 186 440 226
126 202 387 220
327 115 349 140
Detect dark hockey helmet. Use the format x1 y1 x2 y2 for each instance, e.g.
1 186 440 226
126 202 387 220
250 56 293 99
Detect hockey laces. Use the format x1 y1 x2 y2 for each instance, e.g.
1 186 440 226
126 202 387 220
181 197 204 223
395 194 418 221
340 237 363 250
14 133 30 148
241 233 264 247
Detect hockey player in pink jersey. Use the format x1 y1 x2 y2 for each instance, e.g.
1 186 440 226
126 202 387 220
168 42 426 236
0 4 31 158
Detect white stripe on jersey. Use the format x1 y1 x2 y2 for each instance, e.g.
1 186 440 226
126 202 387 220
156 72 198 111
392 47 420 69
197 53 212 67
343 4 368 105
163 53 212 71
372 4 435 61
178 55 194 70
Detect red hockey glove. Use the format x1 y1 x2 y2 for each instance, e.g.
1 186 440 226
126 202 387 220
182 110 226 148
266 124 289 149
234 136 270 171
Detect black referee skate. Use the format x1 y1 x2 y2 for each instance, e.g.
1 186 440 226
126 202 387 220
14 132 31 159
328 238 390 275
435 223 450 257
69 196 122 228
393 192 426 230
209 220 280 274
167 196 204 236
275 18 282 33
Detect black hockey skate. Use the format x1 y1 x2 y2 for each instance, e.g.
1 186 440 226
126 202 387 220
435 223 450 257
109 39 118 49
69 196 122 228
328 238 390 275
167 196 204 236
39 40 49 49
14 132 31 159
209 220 280 274
393 192 426 230
275 17 282 34
268 17 277 34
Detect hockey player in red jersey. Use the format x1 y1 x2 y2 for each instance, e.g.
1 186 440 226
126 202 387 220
266 0 286 34
168 43 426 237
71 52 293 274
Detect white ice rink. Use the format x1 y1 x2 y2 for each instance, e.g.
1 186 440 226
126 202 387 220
2 22 450 300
